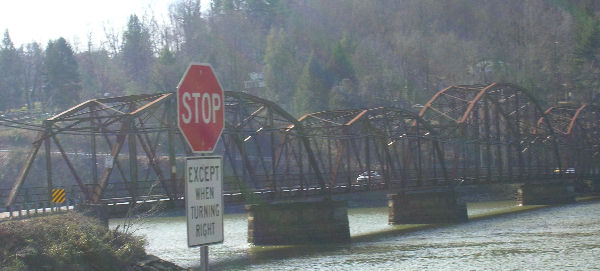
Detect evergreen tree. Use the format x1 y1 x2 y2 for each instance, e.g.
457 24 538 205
23 42 44 111
3 1 600 111
210 0 287 30
121 14 154 93
263 28 298 111
45 37 81 111
169 0 207 60
211 0 245 13
329 78 358 109
327 38 356 85
573 18 600 101
0 30 24 111
245 0 287 29
152 45 181 92
292 50 330 116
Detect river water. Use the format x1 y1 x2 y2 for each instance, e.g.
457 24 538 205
110 200 600 270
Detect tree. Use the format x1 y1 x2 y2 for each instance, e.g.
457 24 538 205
78 40 120 100
169 0 208 60
0 30 24 111
22 42 45 111
292 50 330 116
263 28 298 111
573 18 600 101
245 0 288 29
329 78 359 109
208 4 263 92
151 45 181 92
327 37 356 85
210 0 245 13
121 14 154 93
4 0 600 112
45 37 81 111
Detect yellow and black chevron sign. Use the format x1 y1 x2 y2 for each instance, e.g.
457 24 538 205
51 188 66 203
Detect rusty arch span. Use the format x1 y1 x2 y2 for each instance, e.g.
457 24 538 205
220 91 325 197
297 107 447 189
537 104 600 177
419 83 561 183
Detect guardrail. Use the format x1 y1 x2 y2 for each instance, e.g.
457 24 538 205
2 199 77 219
1 165 586 215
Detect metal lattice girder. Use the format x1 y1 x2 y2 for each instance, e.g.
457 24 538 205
537 104 600 175
297 107 447 188
419 83 561 183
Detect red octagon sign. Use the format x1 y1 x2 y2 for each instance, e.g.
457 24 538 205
177 63 224 153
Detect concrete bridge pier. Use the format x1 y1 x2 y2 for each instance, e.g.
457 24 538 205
387 187 468 224
74 199 183 227
518 181 575 205
246 199 350 245
75 204 110 228
591 178 600 193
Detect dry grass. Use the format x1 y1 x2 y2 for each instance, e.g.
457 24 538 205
0 212 146 270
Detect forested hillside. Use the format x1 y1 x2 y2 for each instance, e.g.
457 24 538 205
1 0 599 117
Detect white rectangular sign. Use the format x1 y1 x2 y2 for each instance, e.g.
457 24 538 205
105 155 114 168
185 156 224 247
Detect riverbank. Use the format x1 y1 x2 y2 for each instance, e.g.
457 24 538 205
0 212 187 270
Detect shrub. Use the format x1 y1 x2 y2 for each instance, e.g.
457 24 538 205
0 213 146 270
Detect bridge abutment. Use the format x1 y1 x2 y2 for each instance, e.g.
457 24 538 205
518 182 575 205
388 188 468 224
246 199 350 245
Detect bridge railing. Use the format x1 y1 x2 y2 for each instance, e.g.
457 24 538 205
1 165 583 212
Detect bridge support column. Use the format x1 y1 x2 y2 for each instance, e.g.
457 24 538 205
388 187 467 224
246 200 350 245
591 178 600 193
518 182 575 205
75 204 109 228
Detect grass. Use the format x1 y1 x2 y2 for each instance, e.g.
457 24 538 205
0 212 146 270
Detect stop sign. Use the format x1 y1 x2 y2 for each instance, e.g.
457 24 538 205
177 63 225 153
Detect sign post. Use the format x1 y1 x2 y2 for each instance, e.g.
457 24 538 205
177 63 225 270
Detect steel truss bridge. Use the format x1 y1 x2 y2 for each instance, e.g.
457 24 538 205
2 83 599 208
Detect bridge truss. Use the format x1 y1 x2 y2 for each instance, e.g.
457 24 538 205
2 91 327 207
419 83 562 183
297 107 447 189
3 83 600 207
537 104 600 178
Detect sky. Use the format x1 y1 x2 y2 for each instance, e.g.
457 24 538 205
0 0 210 50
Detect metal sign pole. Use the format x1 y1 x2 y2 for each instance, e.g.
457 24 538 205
200 245 209 271
199 153 208 271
